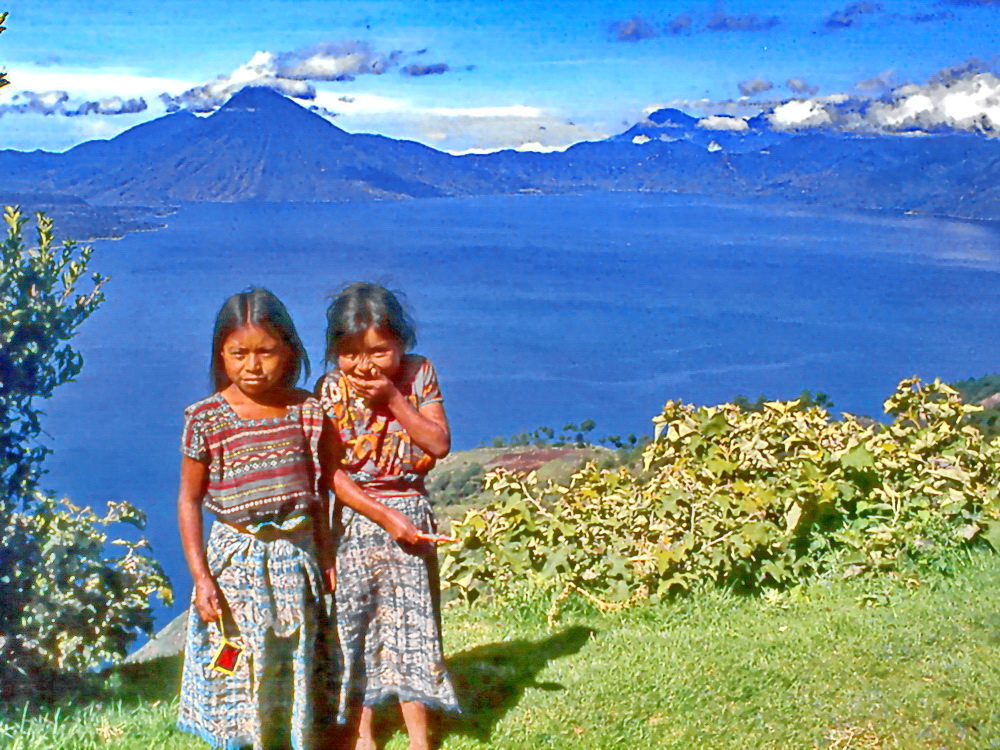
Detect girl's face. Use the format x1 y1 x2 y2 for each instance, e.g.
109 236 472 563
337 326 403 381
221 323 291 396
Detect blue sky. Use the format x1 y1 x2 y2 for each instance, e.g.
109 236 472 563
0 0 997 152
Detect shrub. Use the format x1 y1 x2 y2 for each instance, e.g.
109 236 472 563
0 207 171 690
426 462 486 507
441 378 1000 621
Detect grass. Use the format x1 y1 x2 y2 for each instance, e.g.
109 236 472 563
4 551 1000 749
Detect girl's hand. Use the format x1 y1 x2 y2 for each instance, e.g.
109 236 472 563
346 366 398 405
383 508 421 545
322 566 336 594
194 576 222 623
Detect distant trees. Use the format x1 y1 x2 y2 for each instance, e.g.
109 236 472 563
0 208 170 697
733 389 834 413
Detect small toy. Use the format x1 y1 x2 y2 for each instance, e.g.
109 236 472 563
209 616 244 676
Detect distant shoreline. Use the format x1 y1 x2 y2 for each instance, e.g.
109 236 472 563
64 192 998 247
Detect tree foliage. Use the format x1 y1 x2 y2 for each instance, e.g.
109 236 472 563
0 13 9 90
0 207 171 688
441 378 1000 622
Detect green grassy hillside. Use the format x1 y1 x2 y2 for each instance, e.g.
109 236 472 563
4 550 999 749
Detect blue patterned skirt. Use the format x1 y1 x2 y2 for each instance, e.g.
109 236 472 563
335 492 459 712
177 521 339 749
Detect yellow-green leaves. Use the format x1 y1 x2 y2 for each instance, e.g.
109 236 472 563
442 378 1000 621
839 443 875 471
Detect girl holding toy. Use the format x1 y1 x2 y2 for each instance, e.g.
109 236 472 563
316 282 459 750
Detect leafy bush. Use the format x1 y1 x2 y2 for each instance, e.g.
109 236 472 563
6 498 171 674
0 207 171 690
952 373 1000 437
441 378 1000 621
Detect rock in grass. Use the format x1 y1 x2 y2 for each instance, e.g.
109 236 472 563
126 610 189 663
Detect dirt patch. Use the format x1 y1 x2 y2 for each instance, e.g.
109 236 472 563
980 392 1000 409
485 447 594 474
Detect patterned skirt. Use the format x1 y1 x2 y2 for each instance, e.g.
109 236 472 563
177 521 339 750
336 492 459 711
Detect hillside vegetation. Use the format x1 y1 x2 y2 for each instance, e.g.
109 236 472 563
4 551 1000 749
442 378 1000 622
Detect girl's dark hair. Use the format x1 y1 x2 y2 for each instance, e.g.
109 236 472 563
324 282 416 363
210 288 310 391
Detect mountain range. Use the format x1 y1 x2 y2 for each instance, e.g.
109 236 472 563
1 86 998 221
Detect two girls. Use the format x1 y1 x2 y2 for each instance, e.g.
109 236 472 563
177 285 455 750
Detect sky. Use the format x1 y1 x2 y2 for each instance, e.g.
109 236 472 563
0 0 997 153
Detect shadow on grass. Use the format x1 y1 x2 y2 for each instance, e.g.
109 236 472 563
4 626 594 746
0 654 182 720
368 625 596 746
108 654 184 704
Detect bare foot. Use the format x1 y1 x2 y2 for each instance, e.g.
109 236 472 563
353 737 377 750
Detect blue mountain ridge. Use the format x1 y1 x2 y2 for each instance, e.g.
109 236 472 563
0 87 996 220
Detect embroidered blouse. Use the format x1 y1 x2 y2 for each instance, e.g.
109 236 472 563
315 355 443 494
180 392 324 526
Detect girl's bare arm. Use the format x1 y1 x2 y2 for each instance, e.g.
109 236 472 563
177 455 220 622
312 494 336 592
384 392 451 458
332 469 421 544
318 420 421 544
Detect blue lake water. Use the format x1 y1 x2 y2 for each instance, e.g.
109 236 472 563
37 192 1000 626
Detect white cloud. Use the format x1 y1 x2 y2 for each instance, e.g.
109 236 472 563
69 96 148 116
334 106 604 154
312 92 548 123
309 90 409 117
697 115 749 132
423 105 543 118
866 72 1000 133
768 99 835 130
514 141 573 153
161 42 436 113
642 62 999 139
765 68 1000 135
162 53 318 112
7 66 192 98
0 65 190 123
0 89 148 118
274 42 402 80
0 90 68 115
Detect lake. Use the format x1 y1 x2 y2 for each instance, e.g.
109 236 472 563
37 192 1000 625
